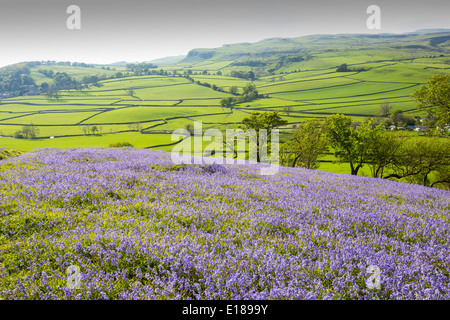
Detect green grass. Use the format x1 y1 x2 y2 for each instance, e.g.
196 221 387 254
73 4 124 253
30 65 124 85
0 133 174 151
259 77 360 95
1 33 447 160
82 106 226 125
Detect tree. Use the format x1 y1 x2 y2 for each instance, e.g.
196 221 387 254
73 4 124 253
220 97 234 109
47 84 60 100
125 88 135 97
367 130 405 178
53 72 75 89
91 126 99 135
240 111 288 162
243 83 256 95
282 119 328 169
336 63 349 72
185 123 194 135
229 86 238 95
282 105 293 117
412 73 450 129
128 122 142 132
324 114 377 175
82 125 91 135
380 102 393 117
21 123 40 139
14 130 24 139
383 136 450 187
390 109 415 127
40 82 49 94
432 163 450 189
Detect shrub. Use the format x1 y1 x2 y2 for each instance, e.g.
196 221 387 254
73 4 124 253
201 163 229 175
109 142 134 148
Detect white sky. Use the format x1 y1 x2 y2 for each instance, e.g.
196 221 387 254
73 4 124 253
0 0 449 67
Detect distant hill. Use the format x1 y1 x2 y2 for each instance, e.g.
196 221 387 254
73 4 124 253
408 28 450 34
108 61 128 67
177 31 450 75
1 30 449 98
149 55 186 65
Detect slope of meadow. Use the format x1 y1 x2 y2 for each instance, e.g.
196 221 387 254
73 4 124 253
0 148 449 299
1 32 449 154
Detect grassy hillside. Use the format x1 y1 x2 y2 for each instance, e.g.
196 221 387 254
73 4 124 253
0 32 448 177
172 32 450 74
0 147 449 299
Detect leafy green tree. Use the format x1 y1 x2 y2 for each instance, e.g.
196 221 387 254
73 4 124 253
283 105 293 116
336 63 349 72
390 109 415 127
432 163 450 189
384 136 450 187
185 123 194 135
91 125 99 135
367 131 405 178
229 86 238 95
282 119 328 169
325 114 379 175
380 102 393 117
240 111 288 162
125 88 135 97
412 73 450 129
53 72 74 89
21 123 40 139
81 125 91 135
243 83 256 95
47 84 60 100
220 97 234 108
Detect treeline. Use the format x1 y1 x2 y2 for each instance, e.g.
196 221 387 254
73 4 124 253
336 63 367 72
230 70 256 80
220 84 259 108
28 61 95 68
281 115 450 190
0 63 36 95
125 63 159 76
231 61 267 67
13 123 40 139
267 54 312 73
126 63 158 71
39 68 175 99
0 61 166 98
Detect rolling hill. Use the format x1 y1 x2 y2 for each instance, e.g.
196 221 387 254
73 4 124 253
0 31 448 165
0 147 449 299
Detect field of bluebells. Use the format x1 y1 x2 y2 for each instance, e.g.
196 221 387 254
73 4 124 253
0 147 449 300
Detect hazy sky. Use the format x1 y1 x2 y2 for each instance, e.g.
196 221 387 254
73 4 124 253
0 0 449 67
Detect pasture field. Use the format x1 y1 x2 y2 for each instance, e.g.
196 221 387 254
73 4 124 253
0 133 174 151
30 65 125 85
0 35 448 178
